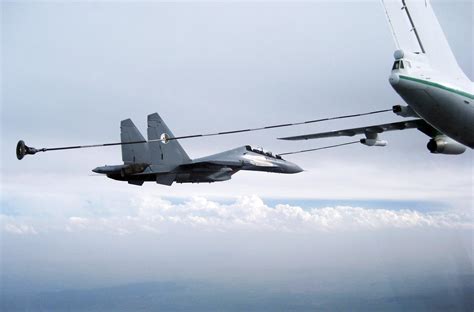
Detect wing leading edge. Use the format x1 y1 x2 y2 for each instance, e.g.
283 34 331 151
179 159 243 169
278 119 438 141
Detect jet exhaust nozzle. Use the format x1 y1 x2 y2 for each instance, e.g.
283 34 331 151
16 140 41 160
120 163 149 177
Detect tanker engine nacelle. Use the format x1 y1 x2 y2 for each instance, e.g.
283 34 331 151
392 105 419 118
427 136 466 155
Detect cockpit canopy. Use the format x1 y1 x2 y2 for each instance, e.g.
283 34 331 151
392 59 411 71
245 145 282 159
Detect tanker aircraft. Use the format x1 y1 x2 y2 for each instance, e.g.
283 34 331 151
280 0 473 155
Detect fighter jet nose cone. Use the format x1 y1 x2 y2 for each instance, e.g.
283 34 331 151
92 167 100 173
287 163 303 174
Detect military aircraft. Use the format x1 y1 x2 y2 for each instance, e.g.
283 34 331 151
17 113 302 186
280 0 473 155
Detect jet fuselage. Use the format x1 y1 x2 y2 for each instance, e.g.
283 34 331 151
93 145 303 185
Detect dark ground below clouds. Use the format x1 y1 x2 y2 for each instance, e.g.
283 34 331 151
1 274 473 312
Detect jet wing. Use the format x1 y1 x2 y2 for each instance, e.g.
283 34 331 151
178 160 242 182
279 119 438 141
179 160 243 169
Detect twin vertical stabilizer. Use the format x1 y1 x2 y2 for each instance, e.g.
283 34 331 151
120 113 191 166
120 119 149 164
147 113 191 166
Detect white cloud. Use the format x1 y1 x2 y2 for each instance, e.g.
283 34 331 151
2 195 471 235
2 221 37 235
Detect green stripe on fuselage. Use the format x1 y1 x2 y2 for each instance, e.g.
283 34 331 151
399 75 474 100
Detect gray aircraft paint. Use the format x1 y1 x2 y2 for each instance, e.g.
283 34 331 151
93 113 302 186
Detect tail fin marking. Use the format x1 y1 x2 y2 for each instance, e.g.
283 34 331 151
147 113 191 166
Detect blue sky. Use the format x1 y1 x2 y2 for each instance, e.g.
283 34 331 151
1 0 473 311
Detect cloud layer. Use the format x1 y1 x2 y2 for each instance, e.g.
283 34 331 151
2 195 472 236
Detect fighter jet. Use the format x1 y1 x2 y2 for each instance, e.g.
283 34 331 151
97 113 303 185
17 113 302 186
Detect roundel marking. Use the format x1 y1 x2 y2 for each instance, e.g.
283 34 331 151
160 133 170 144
